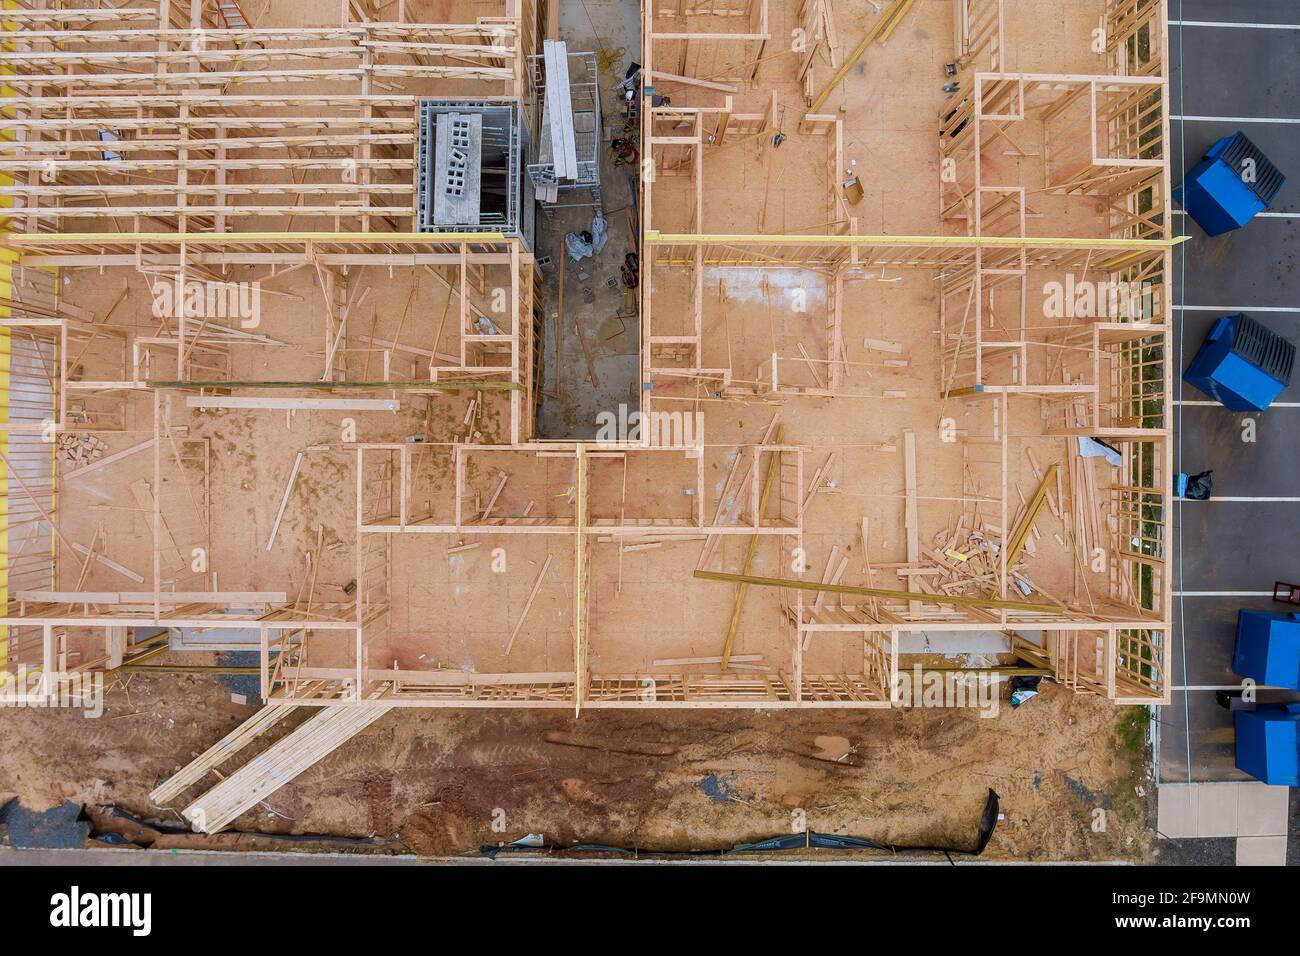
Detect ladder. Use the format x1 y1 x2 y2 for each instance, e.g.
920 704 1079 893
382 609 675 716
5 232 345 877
215 0 264 50
215 0 253 30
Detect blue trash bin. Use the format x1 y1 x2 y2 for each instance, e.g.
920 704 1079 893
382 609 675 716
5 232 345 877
1174 131 1286 236
1183 313 1295 412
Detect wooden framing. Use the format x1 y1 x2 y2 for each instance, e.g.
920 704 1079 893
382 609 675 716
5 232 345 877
1 0 1174 714
0 4 538 234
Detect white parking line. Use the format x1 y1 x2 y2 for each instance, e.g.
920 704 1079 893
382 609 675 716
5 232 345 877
1180 496 1300 502
1173 114 1300 124
1173 591 1274 597
1174 209 1296 218
1170 20 1300 30
1176 400 1300 407
1174 305 1299 313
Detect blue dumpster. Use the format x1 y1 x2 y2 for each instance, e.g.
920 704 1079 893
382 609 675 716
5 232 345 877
1235 703 1300 786
1183 313 1295 412
1233 610 1300 691
1174 131 1285 236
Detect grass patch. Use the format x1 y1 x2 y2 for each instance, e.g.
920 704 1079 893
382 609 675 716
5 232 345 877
1116 706 1150 763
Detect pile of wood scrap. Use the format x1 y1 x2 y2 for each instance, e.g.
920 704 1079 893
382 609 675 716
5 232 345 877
906 522 1007 611
58 432 107 467
889 489 1065 615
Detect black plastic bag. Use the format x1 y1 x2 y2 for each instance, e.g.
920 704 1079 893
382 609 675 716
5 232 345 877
1185 470 1214 500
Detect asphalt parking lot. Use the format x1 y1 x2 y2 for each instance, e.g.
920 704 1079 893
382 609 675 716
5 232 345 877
1162 0 1300 784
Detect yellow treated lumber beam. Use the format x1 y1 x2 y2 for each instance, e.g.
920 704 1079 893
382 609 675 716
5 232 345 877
1006 463 1060 566
808 0 913 112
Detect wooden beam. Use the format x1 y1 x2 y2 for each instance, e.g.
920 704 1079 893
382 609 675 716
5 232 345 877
130 479 184 572
18 591 287 605
1006 463 1060 566
647 70 738 94
187 396 399 411
505 554 554 656
904 428 920 616
721 425 785 669
652 654 763 666
265 452 304 551
71 543 145 584
809 0 913 112
61 438 155 481
694 569 1062 613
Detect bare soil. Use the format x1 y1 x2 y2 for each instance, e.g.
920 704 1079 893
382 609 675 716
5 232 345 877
0 665 1153 861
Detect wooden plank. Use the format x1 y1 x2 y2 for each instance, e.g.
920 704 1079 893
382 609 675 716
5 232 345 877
542 40 564 177
554 44 578 181
1007 463 1060 566
1025 447 1061 518
862 337 904 354
809 0 911 111
796 341 825 388
698 415 779 570
183 704 392 833
652 654 763 666
721 425 785 669
71 543 145 584
543 40 576 180
18 591 287 604
802 451 836 511
265 452 303 551
647 70 738 93
481 473 508 521
130 479 183 572
695 569 1061 613
187 396 398 411
904 429 920 615
61 438 155 481
354 334 458 364
573 309 600 388
150 704 297 805
505 554 554 656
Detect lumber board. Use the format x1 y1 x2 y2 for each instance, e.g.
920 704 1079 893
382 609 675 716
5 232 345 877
647 70 738 93
694 570 1061 613
71 543 145 584
150 704 297 805
1006 463 1060 566
265 452 304 551
183 704 392 833
505 554 554 656
809 0 912 111
18 591 287 605
721 425 785 669
652 655 763 666
187 396 399 411
904 429 920 615
130 479 183 572
61 438 155 481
